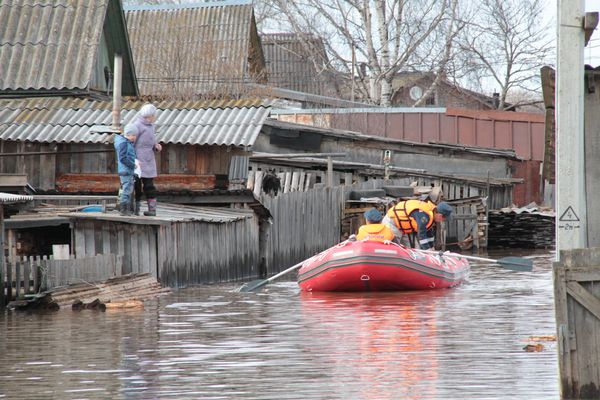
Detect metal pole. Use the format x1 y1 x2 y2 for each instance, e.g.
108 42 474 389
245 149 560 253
556 0 587 253
327 156 333 188
112 54 123 130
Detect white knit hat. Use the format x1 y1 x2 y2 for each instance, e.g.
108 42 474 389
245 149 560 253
139 103 157 118
123 123 138 136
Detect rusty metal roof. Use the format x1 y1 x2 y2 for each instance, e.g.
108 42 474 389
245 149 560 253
124 1 261 97
0 0 138 96
0 97 270 146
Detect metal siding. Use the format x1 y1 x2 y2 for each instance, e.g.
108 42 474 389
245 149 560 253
366 113 386 137
531 122 545 161
403 113 422 142
125 3 254 96
457 116 476 146
422 113 440 143
512 121 531 160
386 113 404 140
0 0 108 92
494 120 512 149
476 119 494 148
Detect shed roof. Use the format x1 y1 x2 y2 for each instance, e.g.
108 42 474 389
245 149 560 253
261 33 336 97
0 0 138 96
0 97 270 147
0 192 33 204
262 118 520 160
124 0 264 97
63 203 255 225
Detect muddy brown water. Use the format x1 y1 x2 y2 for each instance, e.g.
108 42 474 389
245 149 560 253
0 250 558 399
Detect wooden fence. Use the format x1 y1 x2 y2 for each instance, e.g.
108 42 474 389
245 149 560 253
554 248 600 399
0 254 122 307
259 177 502 275
261 186 347 275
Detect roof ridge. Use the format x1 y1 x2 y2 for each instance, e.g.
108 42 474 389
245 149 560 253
124 0 252 12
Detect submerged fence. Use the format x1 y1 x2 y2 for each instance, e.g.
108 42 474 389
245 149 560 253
0 254 121 307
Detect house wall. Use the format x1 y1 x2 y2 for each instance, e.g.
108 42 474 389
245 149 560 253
0 141 241 192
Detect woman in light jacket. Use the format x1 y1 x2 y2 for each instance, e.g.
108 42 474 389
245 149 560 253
132 103 162 216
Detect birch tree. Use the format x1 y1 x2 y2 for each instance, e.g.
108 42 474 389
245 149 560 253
457 0 553 110
265 0 461 106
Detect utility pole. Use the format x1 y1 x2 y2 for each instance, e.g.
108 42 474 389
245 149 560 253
556 0 587 253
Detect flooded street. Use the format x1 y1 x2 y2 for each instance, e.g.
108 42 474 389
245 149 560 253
0 250 558 399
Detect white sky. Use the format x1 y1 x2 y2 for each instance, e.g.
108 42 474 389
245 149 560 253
585 0 600 65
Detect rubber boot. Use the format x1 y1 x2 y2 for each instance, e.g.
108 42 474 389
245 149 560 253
134 201 141 216
144 198 157 216
119 202 132 216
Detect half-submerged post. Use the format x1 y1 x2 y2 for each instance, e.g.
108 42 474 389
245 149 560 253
554 248 600 398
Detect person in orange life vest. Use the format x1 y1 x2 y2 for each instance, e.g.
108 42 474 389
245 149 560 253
382 200 453 249
356 208 395 242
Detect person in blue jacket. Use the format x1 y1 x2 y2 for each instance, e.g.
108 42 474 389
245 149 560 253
114 124 138 216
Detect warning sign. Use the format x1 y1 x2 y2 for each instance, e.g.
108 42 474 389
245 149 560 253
558 206 581 232
559 206 580 222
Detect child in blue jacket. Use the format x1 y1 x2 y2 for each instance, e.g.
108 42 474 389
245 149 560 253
114 124 138 215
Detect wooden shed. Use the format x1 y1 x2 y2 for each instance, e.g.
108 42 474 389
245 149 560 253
0 98 270 194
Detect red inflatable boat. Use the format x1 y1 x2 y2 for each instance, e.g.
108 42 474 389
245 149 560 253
298 240 470 292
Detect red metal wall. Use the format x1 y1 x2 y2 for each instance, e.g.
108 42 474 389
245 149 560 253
326 108 545 161
277 107 546 205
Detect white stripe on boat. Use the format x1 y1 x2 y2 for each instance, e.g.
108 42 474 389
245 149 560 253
332 250 354 258
373 249 398 255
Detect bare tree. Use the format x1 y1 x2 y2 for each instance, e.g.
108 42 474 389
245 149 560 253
457 0 553 110
262 0 461 106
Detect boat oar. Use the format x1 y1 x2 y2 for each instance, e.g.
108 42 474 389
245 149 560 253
237 260 305 292
422 250 533 272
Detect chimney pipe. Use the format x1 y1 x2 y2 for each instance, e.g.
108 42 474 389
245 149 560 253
112 54 123 129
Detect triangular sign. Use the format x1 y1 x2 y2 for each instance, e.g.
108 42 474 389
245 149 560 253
559 206 580 222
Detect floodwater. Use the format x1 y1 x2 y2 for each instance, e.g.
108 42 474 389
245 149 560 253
0 250 558 400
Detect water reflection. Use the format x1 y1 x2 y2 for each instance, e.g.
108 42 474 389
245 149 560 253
0 250 558 399
300 291 446 399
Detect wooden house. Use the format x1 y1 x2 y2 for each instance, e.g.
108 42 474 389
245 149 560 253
261 33 339 98
388 72 513 110
124 1 266 99
0 97 270 195
0 0 137 98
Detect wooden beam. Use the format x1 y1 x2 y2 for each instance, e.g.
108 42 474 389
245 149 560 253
56 174 221 193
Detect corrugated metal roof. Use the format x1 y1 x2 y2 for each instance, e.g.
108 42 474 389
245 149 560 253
0 1 106 92
261 33 336 97
0 192 33 204
0 0 138 96
65 203 254 224
0 97 270 146
124 1 257 97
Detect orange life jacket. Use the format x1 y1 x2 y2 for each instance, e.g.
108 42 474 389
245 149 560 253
386 200 435 234
356 223 395 242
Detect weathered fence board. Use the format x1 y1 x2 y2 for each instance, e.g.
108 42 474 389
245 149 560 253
1 254 123 306
554 248 600 399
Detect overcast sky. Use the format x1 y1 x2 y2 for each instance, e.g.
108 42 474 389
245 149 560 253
584 0 600 65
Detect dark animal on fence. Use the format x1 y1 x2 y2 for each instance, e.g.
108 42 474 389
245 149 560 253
262 171 281 197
